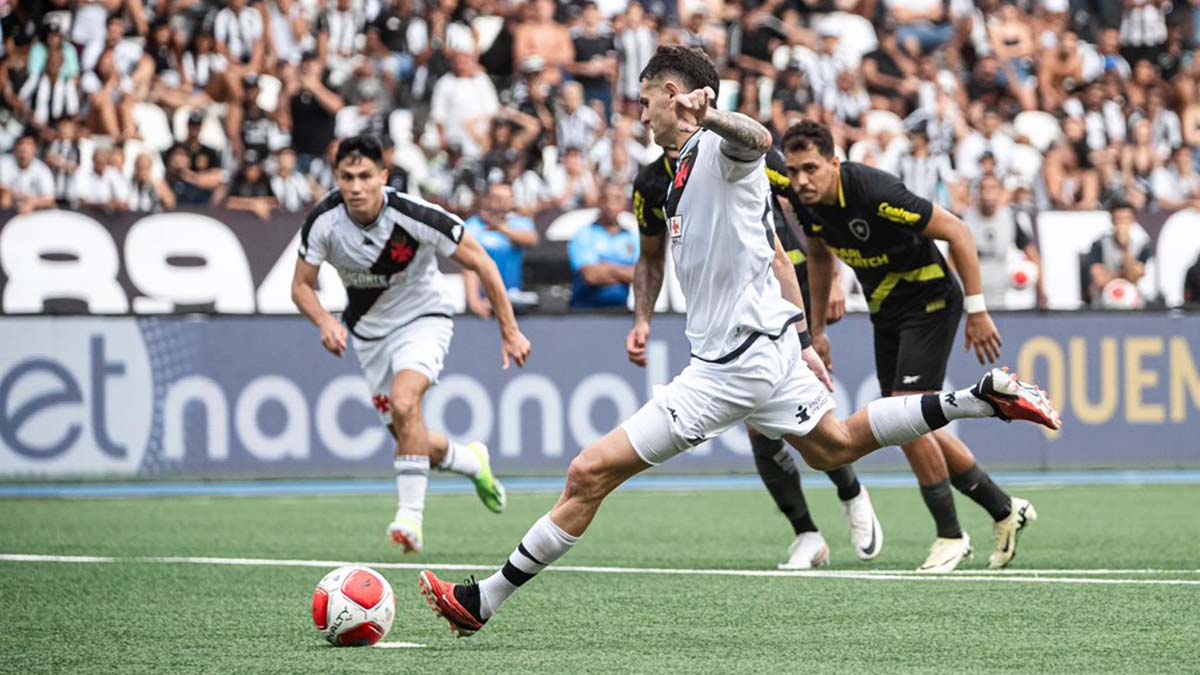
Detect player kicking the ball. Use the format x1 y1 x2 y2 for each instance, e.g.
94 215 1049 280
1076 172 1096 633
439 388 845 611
291 134 531 555
631 147 881 570
783 120 1040 572
419 47 1060 636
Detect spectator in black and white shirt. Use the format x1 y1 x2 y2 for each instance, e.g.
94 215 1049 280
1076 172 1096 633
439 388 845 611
72 146 131 212
568 2 617 119
20 47 80 137
316 0 367 87
898 125 958 209
213 0 265 74
614 1 656 113
556 81 602 151
129 152 176 212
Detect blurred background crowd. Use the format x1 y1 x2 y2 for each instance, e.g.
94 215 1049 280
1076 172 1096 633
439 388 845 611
1 0 1199 309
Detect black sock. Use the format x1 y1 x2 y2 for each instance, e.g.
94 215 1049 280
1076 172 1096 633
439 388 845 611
825 466 862 501
919 480 963 539
951 464 1012 522
751 434 817 535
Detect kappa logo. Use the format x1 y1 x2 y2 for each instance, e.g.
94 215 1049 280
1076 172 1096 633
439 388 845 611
849 218 870 242
944 391 958 407
876 202 922 225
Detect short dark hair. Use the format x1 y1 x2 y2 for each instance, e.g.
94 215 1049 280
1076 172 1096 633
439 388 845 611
334 134 384 167
638 46 720 96
781 120 835 158
1109 199 1135 215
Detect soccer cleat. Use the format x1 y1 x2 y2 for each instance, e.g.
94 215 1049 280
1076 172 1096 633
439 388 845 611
917 533 973 573
469 442 507 514
841 488 883 561
971 368 1062 431
418 570 486 637
777 531 831 570
988 497 1038 570
387 513 423 555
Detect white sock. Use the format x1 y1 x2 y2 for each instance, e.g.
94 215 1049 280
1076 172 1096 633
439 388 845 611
867 388 992 447
394 455 430 523
436 441 483 479
477 514 579 619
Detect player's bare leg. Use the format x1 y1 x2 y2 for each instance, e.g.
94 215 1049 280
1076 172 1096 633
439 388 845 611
935 429 1038 569
419 429 650 635
386 370 439 554
895 392 972 572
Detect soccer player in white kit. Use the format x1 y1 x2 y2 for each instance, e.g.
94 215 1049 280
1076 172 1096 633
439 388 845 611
291 135 532 555
418 47 1061 636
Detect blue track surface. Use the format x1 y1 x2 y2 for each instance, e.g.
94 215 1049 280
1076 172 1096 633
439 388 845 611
2 470 1199 499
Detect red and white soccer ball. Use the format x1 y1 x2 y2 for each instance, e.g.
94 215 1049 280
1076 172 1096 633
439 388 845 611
1100 278 1143 310
312 566 395 647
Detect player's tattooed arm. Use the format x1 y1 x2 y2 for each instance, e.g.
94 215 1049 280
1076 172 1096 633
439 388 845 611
702 107 774 161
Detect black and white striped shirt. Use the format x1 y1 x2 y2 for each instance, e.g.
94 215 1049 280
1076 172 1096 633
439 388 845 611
616 25 656 100
213 7 265 64
20 73 79 127
1120 1 1168 47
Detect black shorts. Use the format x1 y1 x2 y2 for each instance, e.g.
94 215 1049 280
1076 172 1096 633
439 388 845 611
873 296 962 397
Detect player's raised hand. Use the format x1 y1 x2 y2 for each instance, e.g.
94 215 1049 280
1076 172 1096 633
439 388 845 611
673 86 714 136
802 345 835 394
626 320 651 367
964 312 1002 365
501 329 532 369
319 317 348 358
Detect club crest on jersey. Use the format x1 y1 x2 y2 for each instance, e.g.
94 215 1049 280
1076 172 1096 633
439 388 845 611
669 216 682 240
849 218 871 242
389 240 416 265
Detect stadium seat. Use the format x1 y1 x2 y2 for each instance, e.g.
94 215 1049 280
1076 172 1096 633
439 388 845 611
810 12 876 67
1013 111 1062 152
133 103 175 153
173 106 228 150
1039 210 1155 309
1154 210 1200 307
864 110 904 138
543 208 637 242
389 109 415 146
1008 143 1044 182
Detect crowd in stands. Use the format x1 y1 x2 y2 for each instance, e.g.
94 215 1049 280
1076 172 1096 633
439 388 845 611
1 0 1198 307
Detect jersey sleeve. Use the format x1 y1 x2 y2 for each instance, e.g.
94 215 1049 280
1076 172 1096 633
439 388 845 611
298 212 330 266
632 160 668 237
865 169 935 231
568 229 598 272
709 132 765 184
389 192 464 257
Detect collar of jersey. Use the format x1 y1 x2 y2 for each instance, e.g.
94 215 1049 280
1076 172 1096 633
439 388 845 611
836 164 846 208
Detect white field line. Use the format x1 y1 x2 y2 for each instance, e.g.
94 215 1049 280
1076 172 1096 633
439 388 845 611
1 553 1199 586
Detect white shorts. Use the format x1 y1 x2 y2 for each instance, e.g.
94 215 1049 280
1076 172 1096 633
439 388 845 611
621 330 835 465
352 316 454 423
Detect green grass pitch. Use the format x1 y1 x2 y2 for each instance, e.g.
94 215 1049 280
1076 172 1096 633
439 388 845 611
1 483 1197 674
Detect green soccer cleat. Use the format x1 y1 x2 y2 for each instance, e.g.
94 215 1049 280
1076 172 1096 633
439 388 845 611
468 442 507 514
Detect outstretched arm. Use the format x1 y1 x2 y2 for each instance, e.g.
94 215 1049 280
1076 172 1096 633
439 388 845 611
626 233 667 366
451 231 532 369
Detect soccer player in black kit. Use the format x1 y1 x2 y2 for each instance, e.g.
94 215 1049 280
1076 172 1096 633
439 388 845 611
782 120 1036 572
629 146 884 570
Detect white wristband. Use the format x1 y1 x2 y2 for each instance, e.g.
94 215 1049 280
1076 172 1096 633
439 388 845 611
964 294 987 314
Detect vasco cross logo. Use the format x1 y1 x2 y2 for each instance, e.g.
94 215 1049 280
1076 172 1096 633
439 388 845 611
849 218 870 242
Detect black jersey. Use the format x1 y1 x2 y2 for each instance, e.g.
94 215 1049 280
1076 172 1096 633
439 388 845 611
633 148 809 275
795 161 959 323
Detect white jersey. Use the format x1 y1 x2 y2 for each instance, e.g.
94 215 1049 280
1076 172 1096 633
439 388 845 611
299 187 464 339
665 130 802 362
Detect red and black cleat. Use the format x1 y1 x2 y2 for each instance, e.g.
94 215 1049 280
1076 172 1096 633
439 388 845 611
418 570 487 638
972 368 1062 431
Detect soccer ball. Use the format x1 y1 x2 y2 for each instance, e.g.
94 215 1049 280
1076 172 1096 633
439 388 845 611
311 565 395 647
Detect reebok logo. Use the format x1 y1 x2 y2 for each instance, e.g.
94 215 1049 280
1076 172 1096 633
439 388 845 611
902 375 921 385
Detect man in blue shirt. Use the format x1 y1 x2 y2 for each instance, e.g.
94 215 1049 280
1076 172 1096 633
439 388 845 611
569 181 639 309
463 182 540 317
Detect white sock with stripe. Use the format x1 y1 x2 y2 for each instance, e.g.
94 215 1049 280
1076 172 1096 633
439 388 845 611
436 441 483 479
394 455 429 522
477 514 579 619
866 389 991 447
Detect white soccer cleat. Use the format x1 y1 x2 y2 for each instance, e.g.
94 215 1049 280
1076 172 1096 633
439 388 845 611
989 497 1038 570
841 488 883 561
777 531 831 570
917 533 972 573
387 512 423 555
